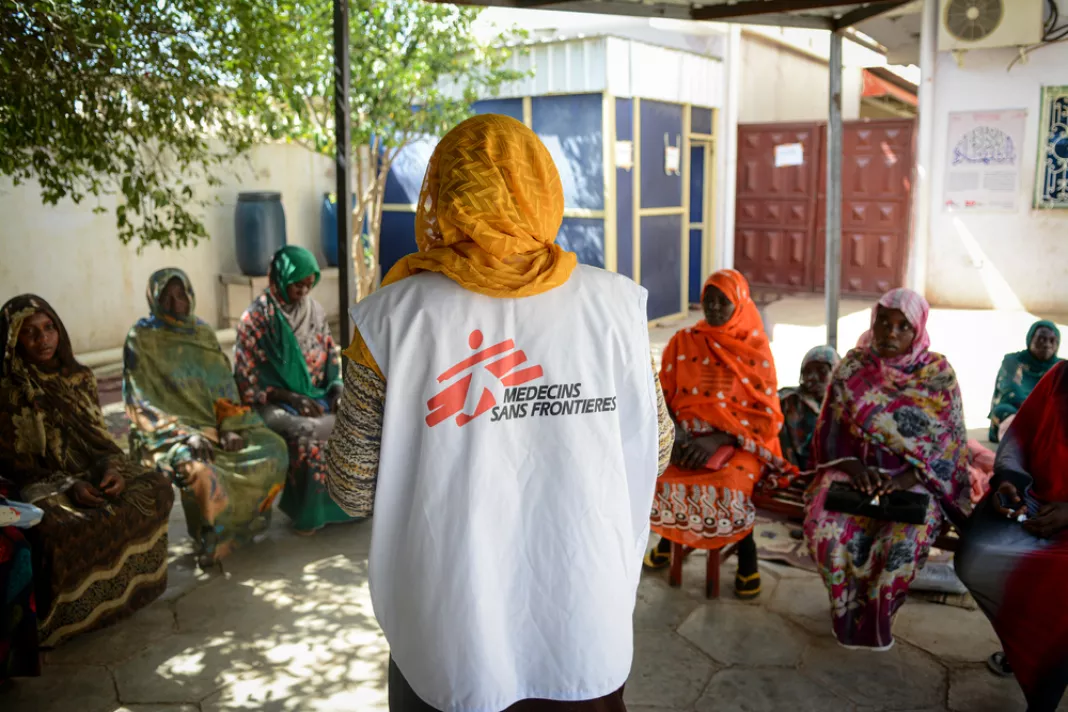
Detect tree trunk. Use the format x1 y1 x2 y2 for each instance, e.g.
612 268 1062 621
356 154 394 299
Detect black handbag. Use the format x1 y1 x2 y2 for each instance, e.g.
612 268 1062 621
824 481 930 525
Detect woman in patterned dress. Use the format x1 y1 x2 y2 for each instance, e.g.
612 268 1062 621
778 345 839 472
125 269 288 567
234 245 359 534
0 295 173 648
988 320 1061 443
646 269 796 599
804 288 970 650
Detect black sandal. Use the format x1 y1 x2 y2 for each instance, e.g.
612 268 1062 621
987 651 1013 677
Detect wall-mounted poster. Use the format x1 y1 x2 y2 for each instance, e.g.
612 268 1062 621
943 109 1027 212
1036 85 1068 209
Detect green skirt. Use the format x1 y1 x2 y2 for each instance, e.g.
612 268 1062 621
259 405 360 532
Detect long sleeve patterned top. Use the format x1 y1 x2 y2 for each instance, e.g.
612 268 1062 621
233 292 342 405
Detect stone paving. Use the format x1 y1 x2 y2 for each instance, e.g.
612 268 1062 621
4 500 1059 712
5 297 1068 712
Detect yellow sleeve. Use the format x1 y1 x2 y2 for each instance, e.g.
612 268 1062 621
341 326 385 381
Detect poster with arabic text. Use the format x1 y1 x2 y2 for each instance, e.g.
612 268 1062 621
943 110 1026 212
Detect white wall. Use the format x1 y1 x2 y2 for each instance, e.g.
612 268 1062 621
0 144 336 353
925 21 1068 311
738 33 862 123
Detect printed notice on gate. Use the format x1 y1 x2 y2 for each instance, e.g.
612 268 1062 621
774 143 804 167
943 110 1026 212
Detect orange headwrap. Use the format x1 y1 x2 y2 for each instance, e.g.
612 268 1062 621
659 269 785 460
380 113 577 298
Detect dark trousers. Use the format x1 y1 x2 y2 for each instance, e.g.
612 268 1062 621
388 658 627 712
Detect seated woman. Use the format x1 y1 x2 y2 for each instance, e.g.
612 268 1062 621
646 269 796 599
988 320 1061 443
956 362 1068 712
0 295 173 648
778 345 839 472
1 480 39 690
234 246 357 535
124 269 289 567
804 289 970 651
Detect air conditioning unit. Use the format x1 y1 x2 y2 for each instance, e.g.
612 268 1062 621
938 0 1044 52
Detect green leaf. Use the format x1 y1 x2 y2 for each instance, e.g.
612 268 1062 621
0 0 524 253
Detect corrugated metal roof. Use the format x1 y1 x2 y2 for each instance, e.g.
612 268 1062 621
481 34 725 106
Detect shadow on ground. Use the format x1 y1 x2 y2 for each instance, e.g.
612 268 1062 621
2 499 1060 712
3 503 387 712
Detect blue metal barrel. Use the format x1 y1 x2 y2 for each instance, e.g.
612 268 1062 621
320 192 357 267
235 192 286 276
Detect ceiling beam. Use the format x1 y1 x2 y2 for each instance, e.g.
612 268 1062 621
690 0 864 22
833 0 910 30
520 0 698 20
514 0 575 7
698 12 833 29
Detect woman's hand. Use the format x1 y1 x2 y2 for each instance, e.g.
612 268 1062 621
670 435 691 468
888 468 921 493
286 392 324 418
70 480 106 508
220 431 246 453
992 481 1028 519
268 389 323 417
839 459 891 496
674 432 735 471
1024 502 1068 538
99 466 126 498
186 433 215 462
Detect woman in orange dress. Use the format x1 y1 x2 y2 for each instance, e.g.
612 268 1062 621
647 270 795 598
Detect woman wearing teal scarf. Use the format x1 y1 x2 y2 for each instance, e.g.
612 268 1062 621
234 245 357 534
988 320 1062 442
124 268 289 567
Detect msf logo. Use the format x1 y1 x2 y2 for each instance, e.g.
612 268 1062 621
426 330 543 427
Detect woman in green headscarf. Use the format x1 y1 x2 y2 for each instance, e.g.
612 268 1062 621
124 268 289 567
989 319 1062 442
234 245 356 534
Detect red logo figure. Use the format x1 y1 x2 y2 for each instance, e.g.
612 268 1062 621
426 330 543 427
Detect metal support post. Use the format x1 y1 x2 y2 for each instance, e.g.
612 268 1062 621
333 0 352 343
825 30 843 350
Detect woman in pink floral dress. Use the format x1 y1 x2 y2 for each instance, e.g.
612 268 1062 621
804 289 970 650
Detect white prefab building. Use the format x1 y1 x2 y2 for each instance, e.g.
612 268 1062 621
382 34 732 322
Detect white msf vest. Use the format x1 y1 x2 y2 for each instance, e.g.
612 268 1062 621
351 265 659 712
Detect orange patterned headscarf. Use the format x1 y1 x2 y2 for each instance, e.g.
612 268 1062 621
380 113 577 298
659 270 785 460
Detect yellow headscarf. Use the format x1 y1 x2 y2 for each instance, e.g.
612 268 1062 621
345 114 577 375
380 113 577 297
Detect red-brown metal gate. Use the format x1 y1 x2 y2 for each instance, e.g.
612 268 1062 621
734 119 914 296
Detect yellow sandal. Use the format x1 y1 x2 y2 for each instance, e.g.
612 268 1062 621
734 572 762 600
643 548 671 570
